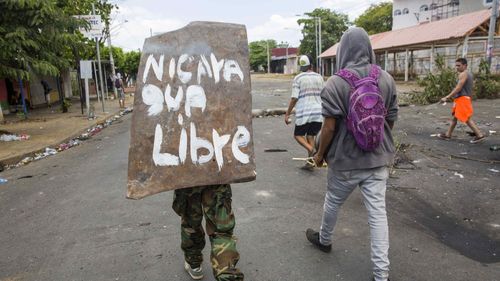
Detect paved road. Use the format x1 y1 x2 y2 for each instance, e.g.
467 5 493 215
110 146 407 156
1 113 499 281
1 76 499 281
251 77 291 110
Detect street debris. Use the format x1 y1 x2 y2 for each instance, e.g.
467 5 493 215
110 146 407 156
489 130 497 135
488 168 499 173
0 178 7 184
0 133 30 142
2 107 133 171
453 172 465 179
264 148 288 152
491 146 499 151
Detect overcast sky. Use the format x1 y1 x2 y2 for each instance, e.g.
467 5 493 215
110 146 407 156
109 0 390 52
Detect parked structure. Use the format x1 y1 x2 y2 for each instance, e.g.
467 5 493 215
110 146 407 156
320 7 500 80
0 59 111 115
0 73 74 115
271 47 299 74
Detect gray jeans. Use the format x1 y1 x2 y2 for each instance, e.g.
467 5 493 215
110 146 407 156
319 166 390 281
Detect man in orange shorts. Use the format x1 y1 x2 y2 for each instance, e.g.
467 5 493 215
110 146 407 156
438 58 485 144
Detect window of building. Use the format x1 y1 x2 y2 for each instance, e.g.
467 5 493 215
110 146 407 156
430 3 437 10
394 9 402 16
403 8 409 14
484 0 493 6
450 0 459 6
420 5 428 12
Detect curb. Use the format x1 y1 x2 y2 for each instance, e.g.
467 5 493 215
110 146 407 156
252 107 289 117
0 108 132 169
1 106 284 171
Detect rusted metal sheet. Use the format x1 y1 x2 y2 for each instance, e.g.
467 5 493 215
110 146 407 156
127 22 256 199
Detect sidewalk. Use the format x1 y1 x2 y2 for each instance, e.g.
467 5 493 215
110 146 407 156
0 92 134 166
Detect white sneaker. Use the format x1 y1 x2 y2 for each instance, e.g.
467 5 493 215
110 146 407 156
184 261 204 280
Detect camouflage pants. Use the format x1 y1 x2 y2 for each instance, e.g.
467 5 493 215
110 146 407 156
172 184 244 281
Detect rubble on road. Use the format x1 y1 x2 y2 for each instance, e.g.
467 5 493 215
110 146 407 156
1 108 133 171
0 133 30 142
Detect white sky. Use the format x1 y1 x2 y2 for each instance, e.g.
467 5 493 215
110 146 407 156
109 0 390 52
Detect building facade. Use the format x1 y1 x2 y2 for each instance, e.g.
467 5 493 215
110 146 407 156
270 47 299 74
393 0 494 30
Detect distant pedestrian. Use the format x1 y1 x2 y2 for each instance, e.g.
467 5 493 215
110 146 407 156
41 80 52 108
285 54 324 167
438 58 485 143
115 73 125 108
308 27 398 281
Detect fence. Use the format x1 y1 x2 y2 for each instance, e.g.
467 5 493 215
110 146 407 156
377 38 500 79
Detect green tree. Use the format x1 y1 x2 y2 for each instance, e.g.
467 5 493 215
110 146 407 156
122 50 141 83
415 54 457 104
102 45 125 69
298 8 349 65
354 2 393 35
0 0 115 80
0 0 83 80
248 39 276 72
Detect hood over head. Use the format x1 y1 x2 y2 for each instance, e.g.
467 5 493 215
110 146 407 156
336 27 375 71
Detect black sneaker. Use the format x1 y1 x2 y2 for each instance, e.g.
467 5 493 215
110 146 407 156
306 228 331 253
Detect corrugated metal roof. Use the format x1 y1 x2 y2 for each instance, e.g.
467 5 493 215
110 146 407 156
271 47 298 57
320 8 491 58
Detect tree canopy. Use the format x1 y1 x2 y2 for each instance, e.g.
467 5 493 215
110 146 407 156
248 39 277 72
121 50 141 82
298 8 349 65
354 2 393 35
0 0 115 81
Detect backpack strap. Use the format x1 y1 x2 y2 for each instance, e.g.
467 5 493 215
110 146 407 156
368 64 381 80
335 69 360 88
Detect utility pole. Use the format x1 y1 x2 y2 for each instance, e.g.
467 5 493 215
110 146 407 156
267 40 270 74
314 18 318 72
487 0 498 67
0 103 4 122
92 3 106 113
107 22 118 100
318 17 322 76
285 43 289 74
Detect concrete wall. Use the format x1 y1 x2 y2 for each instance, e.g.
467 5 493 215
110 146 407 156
393 0 491 30
284 57 298 74
28 73 58 106
393 0 433 30
460 0 493 15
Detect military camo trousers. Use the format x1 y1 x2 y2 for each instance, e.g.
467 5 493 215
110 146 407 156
172 184 244 281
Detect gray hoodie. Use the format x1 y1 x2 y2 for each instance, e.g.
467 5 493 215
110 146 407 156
321 27 398 171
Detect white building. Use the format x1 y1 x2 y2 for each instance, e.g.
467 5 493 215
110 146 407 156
393 0 495 30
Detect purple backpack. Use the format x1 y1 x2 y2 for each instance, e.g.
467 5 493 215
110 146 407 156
336 65 386 151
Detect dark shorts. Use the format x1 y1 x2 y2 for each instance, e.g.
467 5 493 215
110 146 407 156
117 88 125 99
294 122 322 136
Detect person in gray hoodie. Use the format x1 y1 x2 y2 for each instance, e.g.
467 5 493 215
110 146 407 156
306 27 398 281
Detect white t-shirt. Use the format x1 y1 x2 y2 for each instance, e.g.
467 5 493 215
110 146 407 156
291 71 324 126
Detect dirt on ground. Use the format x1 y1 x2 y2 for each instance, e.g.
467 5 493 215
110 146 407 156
388 99 500 263
0 95 134 165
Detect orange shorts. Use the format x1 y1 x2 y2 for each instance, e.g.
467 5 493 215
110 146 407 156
452 96 473 123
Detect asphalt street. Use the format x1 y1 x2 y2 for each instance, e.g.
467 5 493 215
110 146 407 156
1 76 499 281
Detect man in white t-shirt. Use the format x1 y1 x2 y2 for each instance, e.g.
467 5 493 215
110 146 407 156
285 55 324 162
